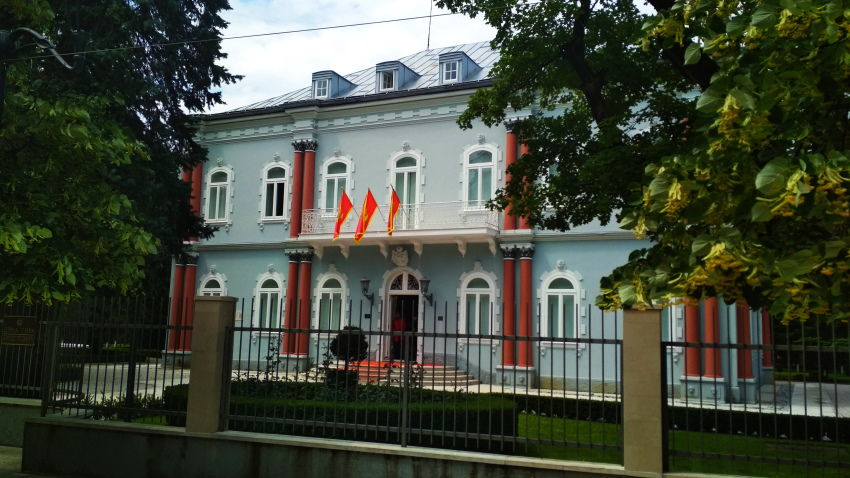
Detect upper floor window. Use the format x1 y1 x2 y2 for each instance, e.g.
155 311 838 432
323 160 350 210
442 61 459 83
205 168 231 223
465 149 494 209
314 78 329 99
380 70 396 91
394 156 418 206
542 277 578 339
262 165 289 220
255 276 283 329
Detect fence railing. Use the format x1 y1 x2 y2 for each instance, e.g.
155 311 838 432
1 297 191 423
210 298 623 463
662 306 850 477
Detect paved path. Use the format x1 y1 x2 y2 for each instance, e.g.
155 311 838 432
0 446 55 478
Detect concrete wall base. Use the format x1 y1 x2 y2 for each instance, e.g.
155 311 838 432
0 398 42 447
23 417 656 478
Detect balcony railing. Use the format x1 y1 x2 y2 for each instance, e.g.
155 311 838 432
301 201 499 236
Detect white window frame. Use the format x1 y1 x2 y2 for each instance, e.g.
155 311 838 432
379 70 396 91
460 143 501 210
442 61 460 83
204 166 233 225
252 271 285 333
311 267 349 335
198 270 227 297
664 304 684 363
259 161 291 223
314 78 329 99
319 155 353 215
541 277 579 339
456 263 500 349
537 265 585 354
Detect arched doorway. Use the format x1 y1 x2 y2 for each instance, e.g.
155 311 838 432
383 270 421 362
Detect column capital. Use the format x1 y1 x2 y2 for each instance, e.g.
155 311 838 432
500 245 517 259
504 119 521 133
182 252 199 266
518 245 535 258
291 139 318 152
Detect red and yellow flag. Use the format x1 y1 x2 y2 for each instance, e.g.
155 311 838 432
387 187 401 236
333 190 353 241
353 189 378 243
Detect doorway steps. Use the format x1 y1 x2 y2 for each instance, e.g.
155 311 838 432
346 363 481 389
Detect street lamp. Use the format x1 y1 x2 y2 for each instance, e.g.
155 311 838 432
0 27 90 126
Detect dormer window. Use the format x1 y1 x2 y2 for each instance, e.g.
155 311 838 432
442 61 459 83
380 70 396 91
314 79 329 98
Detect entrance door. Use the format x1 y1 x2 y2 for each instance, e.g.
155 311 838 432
390 295 419 362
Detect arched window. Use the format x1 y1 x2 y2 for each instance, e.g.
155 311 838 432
199 278 225 296
205 168 232 222
254 276 283 329
262 165 289 220
461 275 495 335
317 277 345 331
542 277 578 338
393 156 418 206
322 159 351 210
464 149 495 209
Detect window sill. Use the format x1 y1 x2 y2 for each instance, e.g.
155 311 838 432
457 337 499 354
540 340 586 357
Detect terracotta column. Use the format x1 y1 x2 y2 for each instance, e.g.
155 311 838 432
703 297 722 378
761 307 773 367
295 252 314 355
684 304 701 377
517 245 534 367
504 121 518 231
518 142 532 230
290 141 306 238
282 252 301 355
168 261 186 351
501 246 516 366
302 140 318 223
736 302 754 379
180 253 198 351
190 164 203 242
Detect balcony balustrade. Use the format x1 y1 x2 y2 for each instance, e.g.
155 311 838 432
301 201 499 236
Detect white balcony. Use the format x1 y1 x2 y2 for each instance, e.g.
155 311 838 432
300 201 500 255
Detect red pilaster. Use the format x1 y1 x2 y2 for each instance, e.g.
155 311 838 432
302 141 317 218
517 246 534 367
295 257 313 355
282 255 301 355
168 263 186 351
501 247 516 366
504 124 518 231
761 307 773 367
290 142 305 238
736 302 754 379
684 304 701 377
518 143 532 230
181 260 197 351
704 297 722 378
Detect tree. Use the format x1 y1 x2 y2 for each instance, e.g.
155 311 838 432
329 326 369 373
439 0 850 323
1 0 240 302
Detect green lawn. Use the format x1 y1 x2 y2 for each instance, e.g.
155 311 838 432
516 414 850 477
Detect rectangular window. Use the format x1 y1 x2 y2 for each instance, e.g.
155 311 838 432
443 61 459 82
319 292 342 330
380 70 395 91
315 79 329 98
265 183 286 217
208 185 227 220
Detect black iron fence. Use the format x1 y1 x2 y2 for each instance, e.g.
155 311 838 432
1 297 191 423
663 306 850 477
171 298 625 463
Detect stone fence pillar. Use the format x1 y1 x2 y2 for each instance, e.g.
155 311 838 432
186 296 236 434
623 307 665 475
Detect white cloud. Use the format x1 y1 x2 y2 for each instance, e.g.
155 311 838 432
208 0 496 113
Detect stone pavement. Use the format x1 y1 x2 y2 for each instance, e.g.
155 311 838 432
0 446 49 478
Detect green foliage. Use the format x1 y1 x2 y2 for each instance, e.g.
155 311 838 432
440 0 850 322
328 326 369 371
0 0 239 301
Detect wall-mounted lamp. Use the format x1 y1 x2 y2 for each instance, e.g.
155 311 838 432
419 277 434 306
360 277 374 306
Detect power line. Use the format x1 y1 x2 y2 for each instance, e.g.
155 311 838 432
14 11 462 63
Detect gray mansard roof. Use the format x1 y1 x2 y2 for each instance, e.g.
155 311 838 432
214 41 497 118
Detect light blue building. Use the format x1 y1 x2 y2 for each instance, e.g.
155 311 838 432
170 42 772 401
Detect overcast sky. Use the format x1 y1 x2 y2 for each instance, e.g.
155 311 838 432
207 1 497 114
